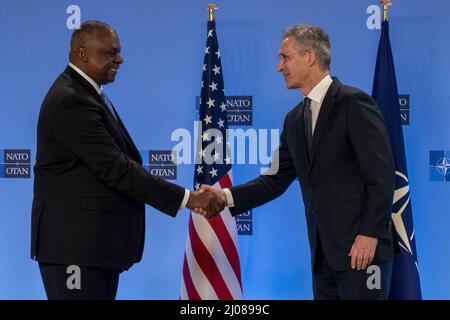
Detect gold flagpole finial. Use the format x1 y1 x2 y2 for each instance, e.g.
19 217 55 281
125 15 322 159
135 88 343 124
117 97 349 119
206 3 218 22
380 0 392 21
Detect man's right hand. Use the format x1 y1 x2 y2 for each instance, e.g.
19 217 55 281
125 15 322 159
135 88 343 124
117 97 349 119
197 185 227 219
186 187 226 219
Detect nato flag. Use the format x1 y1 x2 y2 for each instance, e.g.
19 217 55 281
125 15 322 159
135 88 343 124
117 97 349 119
372 20 422 300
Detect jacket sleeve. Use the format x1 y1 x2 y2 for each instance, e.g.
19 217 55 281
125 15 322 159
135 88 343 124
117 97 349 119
229 117 297 215
50 95 185 216
347 92 395 239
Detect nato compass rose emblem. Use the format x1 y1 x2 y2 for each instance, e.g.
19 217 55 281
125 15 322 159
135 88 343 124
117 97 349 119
392 170 420 273
430 151 450 181
392 172 413 254
435 157 450 176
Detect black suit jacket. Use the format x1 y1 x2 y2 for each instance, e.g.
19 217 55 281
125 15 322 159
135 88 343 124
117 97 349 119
230 78 396 271
31 66 185 270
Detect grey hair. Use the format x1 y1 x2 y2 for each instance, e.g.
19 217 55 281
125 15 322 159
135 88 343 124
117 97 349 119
283 24 331 71
70 20 115 49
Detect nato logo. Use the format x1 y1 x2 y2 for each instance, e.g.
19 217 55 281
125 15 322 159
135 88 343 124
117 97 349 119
236 210 252 235
226 96 253 126
399 94 409 125
0 149 31 178
430 151 450 182
141 150 177 180
196 96 253 126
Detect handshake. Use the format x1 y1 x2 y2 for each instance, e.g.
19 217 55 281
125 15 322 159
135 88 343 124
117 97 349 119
186 185 227 220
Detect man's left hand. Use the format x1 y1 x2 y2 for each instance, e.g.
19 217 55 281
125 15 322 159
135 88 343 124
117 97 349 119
348 235 378 270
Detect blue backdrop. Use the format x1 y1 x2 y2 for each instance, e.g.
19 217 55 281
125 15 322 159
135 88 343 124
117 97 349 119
0 0 448 299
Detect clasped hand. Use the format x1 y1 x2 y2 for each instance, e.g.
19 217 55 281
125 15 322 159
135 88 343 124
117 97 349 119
186 185 227 220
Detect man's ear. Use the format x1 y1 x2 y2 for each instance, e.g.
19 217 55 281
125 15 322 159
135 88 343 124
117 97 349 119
307 50 316 67
78 47 88 63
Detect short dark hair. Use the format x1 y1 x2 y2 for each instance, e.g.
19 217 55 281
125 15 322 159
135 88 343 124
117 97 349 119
70 20 115 49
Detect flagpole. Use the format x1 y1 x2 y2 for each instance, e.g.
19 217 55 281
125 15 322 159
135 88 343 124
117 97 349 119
380 0 392 21
206 3 218 22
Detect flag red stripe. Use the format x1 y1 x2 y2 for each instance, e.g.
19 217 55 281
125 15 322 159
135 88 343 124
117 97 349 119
219 171 232 188
189 214 233 299
209 216 243 289
182 249 201 300
215 172 242 287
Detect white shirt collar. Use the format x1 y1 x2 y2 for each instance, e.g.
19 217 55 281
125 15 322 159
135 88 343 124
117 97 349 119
68 62 102 95
307 74 333 105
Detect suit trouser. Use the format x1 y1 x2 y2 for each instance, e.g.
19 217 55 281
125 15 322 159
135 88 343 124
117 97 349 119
312 238 393 300
38 262 121 300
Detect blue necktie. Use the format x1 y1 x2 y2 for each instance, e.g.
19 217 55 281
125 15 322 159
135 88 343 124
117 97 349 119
100 91 118 122
99 91 132 155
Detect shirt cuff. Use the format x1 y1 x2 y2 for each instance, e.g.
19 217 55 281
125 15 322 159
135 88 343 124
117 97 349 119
179 189 190 211
223 188 235 208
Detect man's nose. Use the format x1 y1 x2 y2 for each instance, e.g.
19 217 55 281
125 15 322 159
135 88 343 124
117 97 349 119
116 53 124 64
277 60 284 72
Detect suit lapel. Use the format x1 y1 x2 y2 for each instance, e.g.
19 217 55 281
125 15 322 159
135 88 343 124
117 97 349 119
295 101 311 165
287 100 311 184
308 77 341 175
110 105 143 164
65 66 142 163
65 66 109 115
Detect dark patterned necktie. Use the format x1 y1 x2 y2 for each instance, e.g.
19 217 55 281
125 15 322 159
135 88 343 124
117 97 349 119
303 97 312 155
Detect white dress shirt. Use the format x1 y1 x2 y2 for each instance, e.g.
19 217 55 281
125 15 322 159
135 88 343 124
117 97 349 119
68 63 190 211
69 63 102 94
306 74 333 134
223 74 333 208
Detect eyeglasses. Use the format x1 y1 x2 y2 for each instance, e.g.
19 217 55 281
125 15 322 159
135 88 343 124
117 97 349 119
278 49 310 63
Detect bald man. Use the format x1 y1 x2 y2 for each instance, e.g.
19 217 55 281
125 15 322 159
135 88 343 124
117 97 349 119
31 20 222 300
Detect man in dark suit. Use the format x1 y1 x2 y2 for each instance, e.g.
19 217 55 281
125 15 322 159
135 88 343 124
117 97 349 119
200 24 396 299
31 20 222 300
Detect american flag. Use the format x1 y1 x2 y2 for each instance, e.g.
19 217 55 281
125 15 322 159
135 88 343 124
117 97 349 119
180 18 243 300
